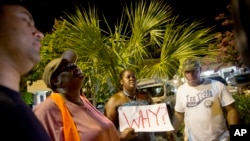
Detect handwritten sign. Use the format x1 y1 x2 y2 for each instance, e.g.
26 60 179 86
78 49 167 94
118 103 174 132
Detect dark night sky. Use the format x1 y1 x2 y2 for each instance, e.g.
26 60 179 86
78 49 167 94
26 0 231 34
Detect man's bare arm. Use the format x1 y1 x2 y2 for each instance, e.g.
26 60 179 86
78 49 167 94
224 102 239 125
172 111 184 133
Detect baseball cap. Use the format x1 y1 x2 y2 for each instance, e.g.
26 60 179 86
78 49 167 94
182 57 201 71
43 50 77 89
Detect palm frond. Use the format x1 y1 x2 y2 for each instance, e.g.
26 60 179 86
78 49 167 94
124 0 174 63
140 19 218 79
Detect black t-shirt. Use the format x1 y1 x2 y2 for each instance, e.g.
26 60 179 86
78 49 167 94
0 85 51 141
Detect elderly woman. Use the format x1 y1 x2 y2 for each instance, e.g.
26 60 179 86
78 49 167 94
33 50 134 141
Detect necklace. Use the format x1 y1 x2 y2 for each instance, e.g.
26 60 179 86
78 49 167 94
123 90 136 101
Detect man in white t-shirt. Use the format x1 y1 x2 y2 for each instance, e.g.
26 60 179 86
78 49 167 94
172 57 239 141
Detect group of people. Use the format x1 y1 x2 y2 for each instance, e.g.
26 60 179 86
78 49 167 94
0 0 249 141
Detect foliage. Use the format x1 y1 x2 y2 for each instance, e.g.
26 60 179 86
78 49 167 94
140 19 217 79
23 0 217 105
233 94 250 125
20 76 33 105
206 4 242 68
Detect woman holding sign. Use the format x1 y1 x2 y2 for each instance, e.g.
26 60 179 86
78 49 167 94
104 69 155 141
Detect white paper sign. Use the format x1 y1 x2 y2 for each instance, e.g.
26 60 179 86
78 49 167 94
118 103 174 132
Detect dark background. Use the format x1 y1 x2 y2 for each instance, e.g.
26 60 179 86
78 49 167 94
25 0 231 34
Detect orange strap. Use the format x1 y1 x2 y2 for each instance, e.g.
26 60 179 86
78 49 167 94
50 93 80 141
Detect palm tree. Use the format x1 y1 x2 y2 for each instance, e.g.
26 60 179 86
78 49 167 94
140 19 217 80
25 0 217 105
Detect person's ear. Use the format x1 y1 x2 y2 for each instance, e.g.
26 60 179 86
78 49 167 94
51 77 62 87
120 79 123 85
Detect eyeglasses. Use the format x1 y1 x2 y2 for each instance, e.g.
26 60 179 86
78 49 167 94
52 61 78 78
58 63 77 73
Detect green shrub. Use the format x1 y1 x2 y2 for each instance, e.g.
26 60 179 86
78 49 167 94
233 94 250 125
21 91 33 106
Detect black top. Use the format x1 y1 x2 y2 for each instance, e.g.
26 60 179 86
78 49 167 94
0 85 51 141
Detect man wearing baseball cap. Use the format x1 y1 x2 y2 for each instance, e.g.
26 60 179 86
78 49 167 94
171 57 239 141
0 0 51 141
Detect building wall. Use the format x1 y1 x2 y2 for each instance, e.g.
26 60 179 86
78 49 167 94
27 80 51 107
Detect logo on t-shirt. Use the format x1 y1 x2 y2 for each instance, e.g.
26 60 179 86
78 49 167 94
204 100 213 108
186 90 213 107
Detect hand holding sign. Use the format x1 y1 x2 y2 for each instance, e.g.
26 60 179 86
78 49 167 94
118 103 174 132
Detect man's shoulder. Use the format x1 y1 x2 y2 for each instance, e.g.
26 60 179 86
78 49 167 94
178 83 189 89
0 85 21 107
176 83 190 94
204 76 228 86
0 89 12 101
208 79 226 87
0 85 19 97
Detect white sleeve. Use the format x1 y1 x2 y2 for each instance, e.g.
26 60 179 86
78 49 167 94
174 86 185 113
215 81 235 107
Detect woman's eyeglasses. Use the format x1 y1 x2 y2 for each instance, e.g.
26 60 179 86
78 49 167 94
52 61 78 78
57 63 77 73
